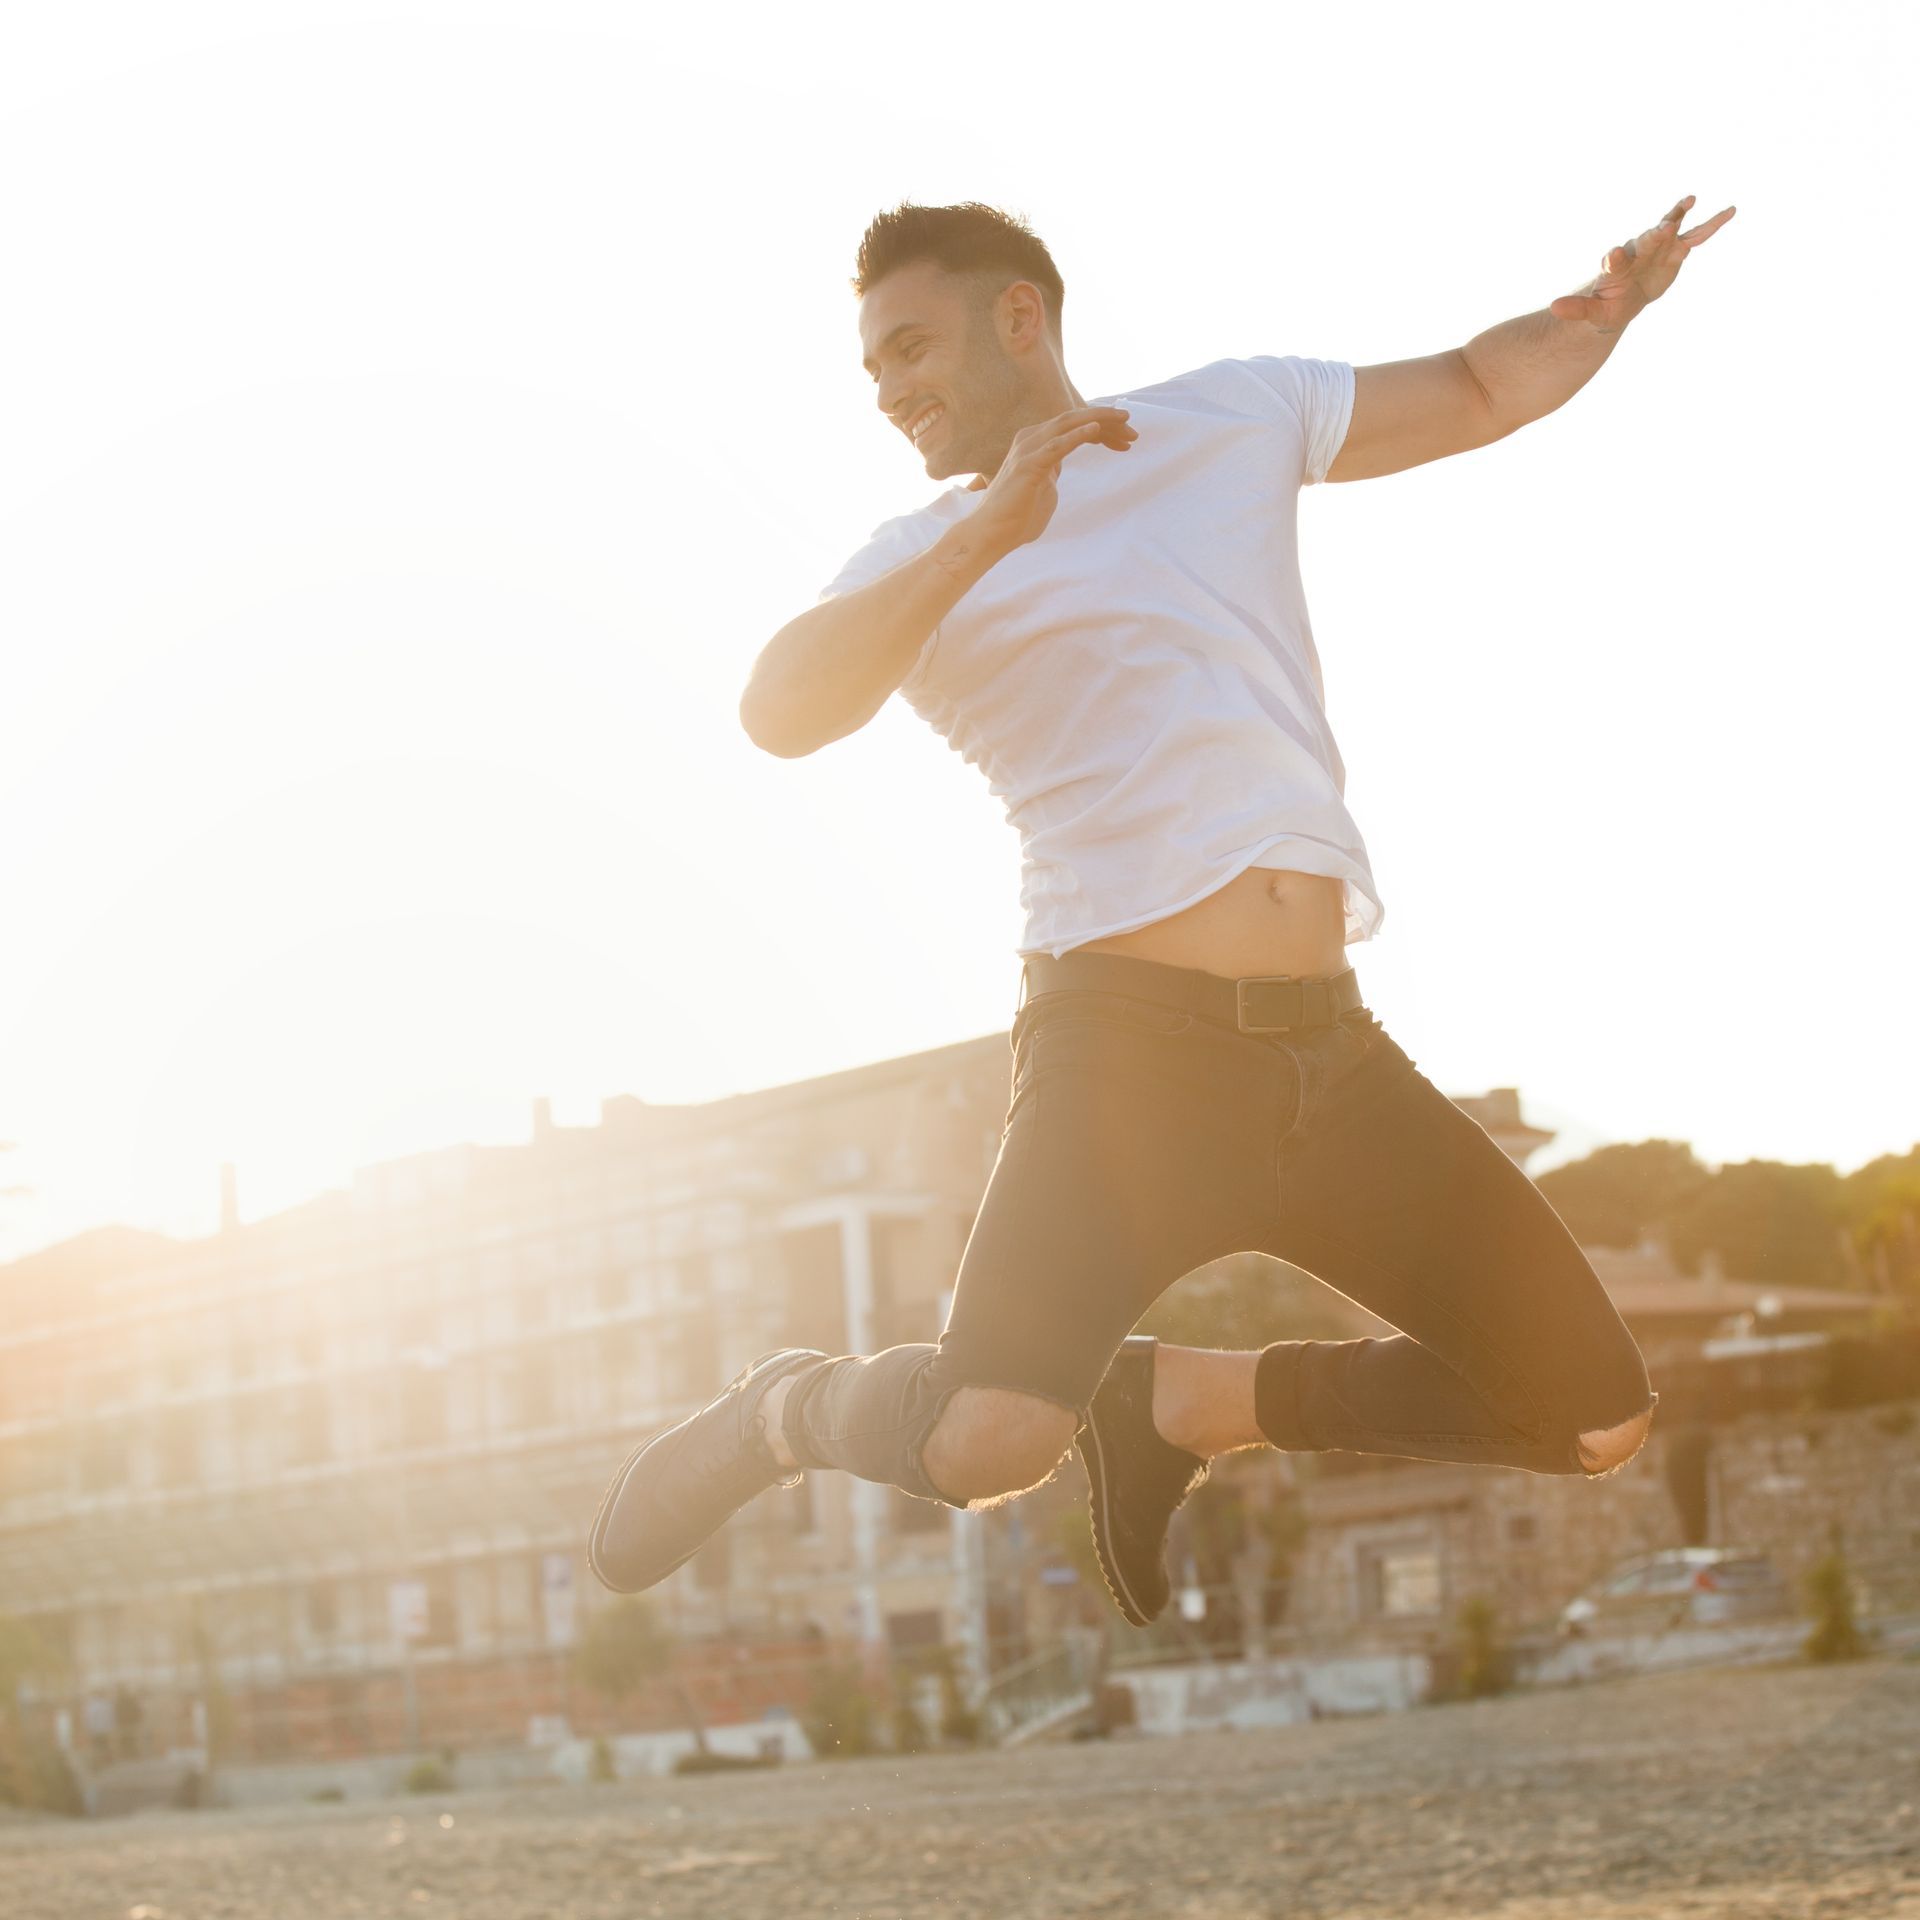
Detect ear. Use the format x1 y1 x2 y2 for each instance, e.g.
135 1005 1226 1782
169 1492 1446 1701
995 278 1049 357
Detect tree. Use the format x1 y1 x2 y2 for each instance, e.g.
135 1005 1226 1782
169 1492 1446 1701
0 1613 81 1816
1667 1159 1847 1288
1532 1136 1920 1303
1139 1254 1378 1351
1802 1551 1866 1663
0 1614 51 1715
1841 1146 1920 1300
1534 1140 1709 1249
1454 1596 1511 1698
800 1660 878 1759
573 1596 709 1756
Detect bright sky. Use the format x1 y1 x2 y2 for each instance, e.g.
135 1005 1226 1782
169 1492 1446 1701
1 0 1912 1261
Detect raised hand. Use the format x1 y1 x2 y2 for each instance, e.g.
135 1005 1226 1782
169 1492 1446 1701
1550 194 1736 333
965 406 1137 559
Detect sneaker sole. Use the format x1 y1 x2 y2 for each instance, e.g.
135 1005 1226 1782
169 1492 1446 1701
1077 1418 1155 1629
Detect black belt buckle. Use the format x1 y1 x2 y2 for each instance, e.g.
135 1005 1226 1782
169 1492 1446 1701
1236 975 1312 1034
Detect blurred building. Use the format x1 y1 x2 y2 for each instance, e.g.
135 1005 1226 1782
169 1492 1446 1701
1285 1250 1889 1649
0 1021 1572 1767
0 1033 1025 1764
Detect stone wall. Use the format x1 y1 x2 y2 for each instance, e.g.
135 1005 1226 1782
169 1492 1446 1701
1286 1397 1920 1645
1708 1398 1920 1596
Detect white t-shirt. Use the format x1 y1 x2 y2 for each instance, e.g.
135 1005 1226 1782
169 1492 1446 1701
817 354 1382 958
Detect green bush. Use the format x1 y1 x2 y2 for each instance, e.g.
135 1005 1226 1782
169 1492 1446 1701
672 1748 779 1775
1803 1552 1868 1663
1813 1336 1920 1412
402 1753 456 1793
0 1617 80 1816
890 1695 930 1754
0 1730 84 1817
938 1694 981 1747
1455 1596 1512 1699
588 1734 616 1782
801 1661 878 1759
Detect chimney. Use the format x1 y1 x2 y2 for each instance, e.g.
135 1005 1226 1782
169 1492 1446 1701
532 1097 554 1141
219 1162 239 1235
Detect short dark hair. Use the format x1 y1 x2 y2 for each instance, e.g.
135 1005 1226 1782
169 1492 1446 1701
853 201 1065 336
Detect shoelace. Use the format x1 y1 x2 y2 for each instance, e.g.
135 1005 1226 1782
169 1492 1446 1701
687 1407 776 1487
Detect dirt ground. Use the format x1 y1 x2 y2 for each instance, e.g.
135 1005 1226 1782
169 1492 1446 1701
4 1658 1918 1920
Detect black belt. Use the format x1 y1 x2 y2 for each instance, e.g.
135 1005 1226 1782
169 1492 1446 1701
1021 948 1363 1034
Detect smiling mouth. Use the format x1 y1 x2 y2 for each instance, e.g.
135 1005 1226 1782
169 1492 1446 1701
906 403 946 446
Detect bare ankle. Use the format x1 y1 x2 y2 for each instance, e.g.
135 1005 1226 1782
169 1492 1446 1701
1150 1345 1208 1454
1152 1345 1264 1458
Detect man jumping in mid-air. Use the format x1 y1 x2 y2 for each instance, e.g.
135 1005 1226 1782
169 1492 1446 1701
589 193 1735 1625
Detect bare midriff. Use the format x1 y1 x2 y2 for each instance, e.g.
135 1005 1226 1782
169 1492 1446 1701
1072 867 1350 981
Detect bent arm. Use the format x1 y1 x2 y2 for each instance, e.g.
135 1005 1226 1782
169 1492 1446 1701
739 520 1002 757
1328 195 1733 485
1326 311 1628 486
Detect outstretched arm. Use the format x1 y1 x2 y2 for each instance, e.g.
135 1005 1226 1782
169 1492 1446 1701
1325 194 1736 483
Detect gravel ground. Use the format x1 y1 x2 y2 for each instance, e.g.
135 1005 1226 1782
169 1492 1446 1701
5 1658 1919 1920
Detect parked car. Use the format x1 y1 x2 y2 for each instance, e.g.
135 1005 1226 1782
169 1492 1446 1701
1558 1548 1790 1636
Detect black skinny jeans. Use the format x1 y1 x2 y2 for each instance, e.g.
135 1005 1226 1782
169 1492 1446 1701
781 951 1658 1505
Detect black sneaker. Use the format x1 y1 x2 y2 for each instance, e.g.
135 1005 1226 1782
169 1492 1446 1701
1076 1335 1210 1627
586 1348 825 1594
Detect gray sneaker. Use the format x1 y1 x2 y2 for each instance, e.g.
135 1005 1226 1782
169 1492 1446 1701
586 1348 825 1594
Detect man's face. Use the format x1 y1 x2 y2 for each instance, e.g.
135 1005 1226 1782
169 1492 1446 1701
858 260 1026 481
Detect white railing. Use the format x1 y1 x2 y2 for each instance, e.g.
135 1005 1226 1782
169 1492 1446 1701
978 1633 1101 1747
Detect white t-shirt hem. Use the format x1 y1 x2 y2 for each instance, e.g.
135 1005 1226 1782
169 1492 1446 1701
1019 830 1384 961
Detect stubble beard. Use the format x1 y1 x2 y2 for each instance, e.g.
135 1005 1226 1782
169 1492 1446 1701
930 333 1027 484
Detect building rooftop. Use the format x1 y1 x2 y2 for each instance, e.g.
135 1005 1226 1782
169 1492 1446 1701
1585 1245 1883 1325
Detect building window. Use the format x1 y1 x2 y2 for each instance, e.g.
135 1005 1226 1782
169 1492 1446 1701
1358 1542 1441 1619
885 1609 944 1658
779 1224 847 1354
